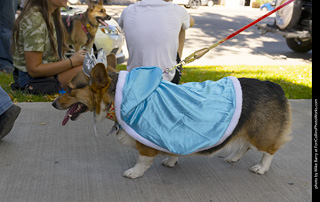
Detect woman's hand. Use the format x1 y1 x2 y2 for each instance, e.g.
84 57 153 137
70 50 86 67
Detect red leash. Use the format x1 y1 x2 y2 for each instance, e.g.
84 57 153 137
220 0 294 45
165 0 295 73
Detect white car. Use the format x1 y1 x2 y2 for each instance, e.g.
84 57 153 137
61 7 125 63
172 0 218 9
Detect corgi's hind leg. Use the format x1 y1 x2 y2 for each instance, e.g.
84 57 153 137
249 152 274 175
225 146 249 163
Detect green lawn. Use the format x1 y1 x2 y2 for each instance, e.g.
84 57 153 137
179 65 312 99
0 64 312 102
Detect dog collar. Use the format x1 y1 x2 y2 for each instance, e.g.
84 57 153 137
106 102 116 122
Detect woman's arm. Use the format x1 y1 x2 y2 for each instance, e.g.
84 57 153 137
190 16 195 27
25 50 85 78
178 15 194 58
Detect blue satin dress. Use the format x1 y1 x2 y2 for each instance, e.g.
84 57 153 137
115 66 242 155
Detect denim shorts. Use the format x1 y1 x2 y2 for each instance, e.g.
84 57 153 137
18 70 32 88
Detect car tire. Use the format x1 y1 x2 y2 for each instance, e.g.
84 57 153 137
117 53 125 64
189 0 201 9
286 38 312 52
68 0 80 5
276 0 302 29
207 0 214 7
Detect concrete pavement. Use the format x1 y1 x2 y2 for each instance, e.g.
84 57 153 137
0 100 312 202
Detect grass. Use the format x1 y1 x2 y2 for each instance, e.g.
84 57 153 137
179 65 312 99
0 64 312 102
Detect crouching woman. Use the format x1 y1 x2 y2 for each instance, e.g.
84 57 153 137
11 0 85 94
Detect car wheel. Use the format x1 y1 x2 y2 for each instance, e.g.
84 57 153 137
189 0 201 9
276 0 302 29
207 0 214 7
286 38 312 52
68 0 80 5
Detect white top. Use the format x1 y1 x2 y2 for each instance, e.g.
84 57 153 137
118 0 191 81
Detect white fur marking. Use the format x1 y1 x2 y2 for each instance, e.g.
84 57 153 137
123 155 155 179
162 156 179 168
250 153 274 174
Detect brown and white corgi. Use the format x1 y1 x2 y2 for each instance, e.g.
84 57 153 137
52 64 292 179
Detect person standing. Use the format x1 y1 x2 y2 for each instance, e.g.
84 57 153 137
0 0 21 140
0 0 18 73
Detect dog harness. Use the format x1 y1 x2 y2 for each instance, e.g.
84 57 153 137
114 67 243 155
80 14 96 43
62 14 95 44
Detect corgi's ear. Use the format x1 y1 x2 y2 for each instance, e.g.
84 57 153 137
90 63 111 91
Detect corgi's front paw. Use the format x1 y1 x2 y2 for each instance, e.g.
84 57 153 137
123 168 144 179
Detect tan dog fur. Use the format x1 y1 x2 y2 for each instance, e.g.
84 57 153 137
63 0 111 52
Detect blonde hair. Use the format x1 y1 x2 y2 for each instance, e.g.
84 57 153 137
11 0 69 58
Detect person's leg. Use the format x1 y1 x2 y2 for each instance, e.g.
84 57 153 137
0 0 18 73
0 86 21 140
0 86 13 115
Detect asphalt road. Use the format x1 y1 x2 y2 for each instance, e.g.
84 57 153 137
88 5 312 66
182 6 312 66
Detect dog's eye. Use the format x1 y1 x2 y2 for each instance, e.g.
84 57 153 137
100 9 104 13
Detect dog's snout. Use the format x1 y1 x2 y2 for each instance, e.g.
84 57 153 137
105 15 111 21
52 99 62 110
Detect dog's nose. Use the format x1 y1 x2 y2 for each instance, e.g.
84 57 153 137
52 99 61 109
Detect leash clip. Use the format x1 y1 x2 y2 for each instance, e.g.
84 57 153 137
106 122 121 136
163 68 170 74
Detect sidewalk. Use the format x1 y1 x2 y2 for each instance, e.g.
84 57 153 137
0 100 312 202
